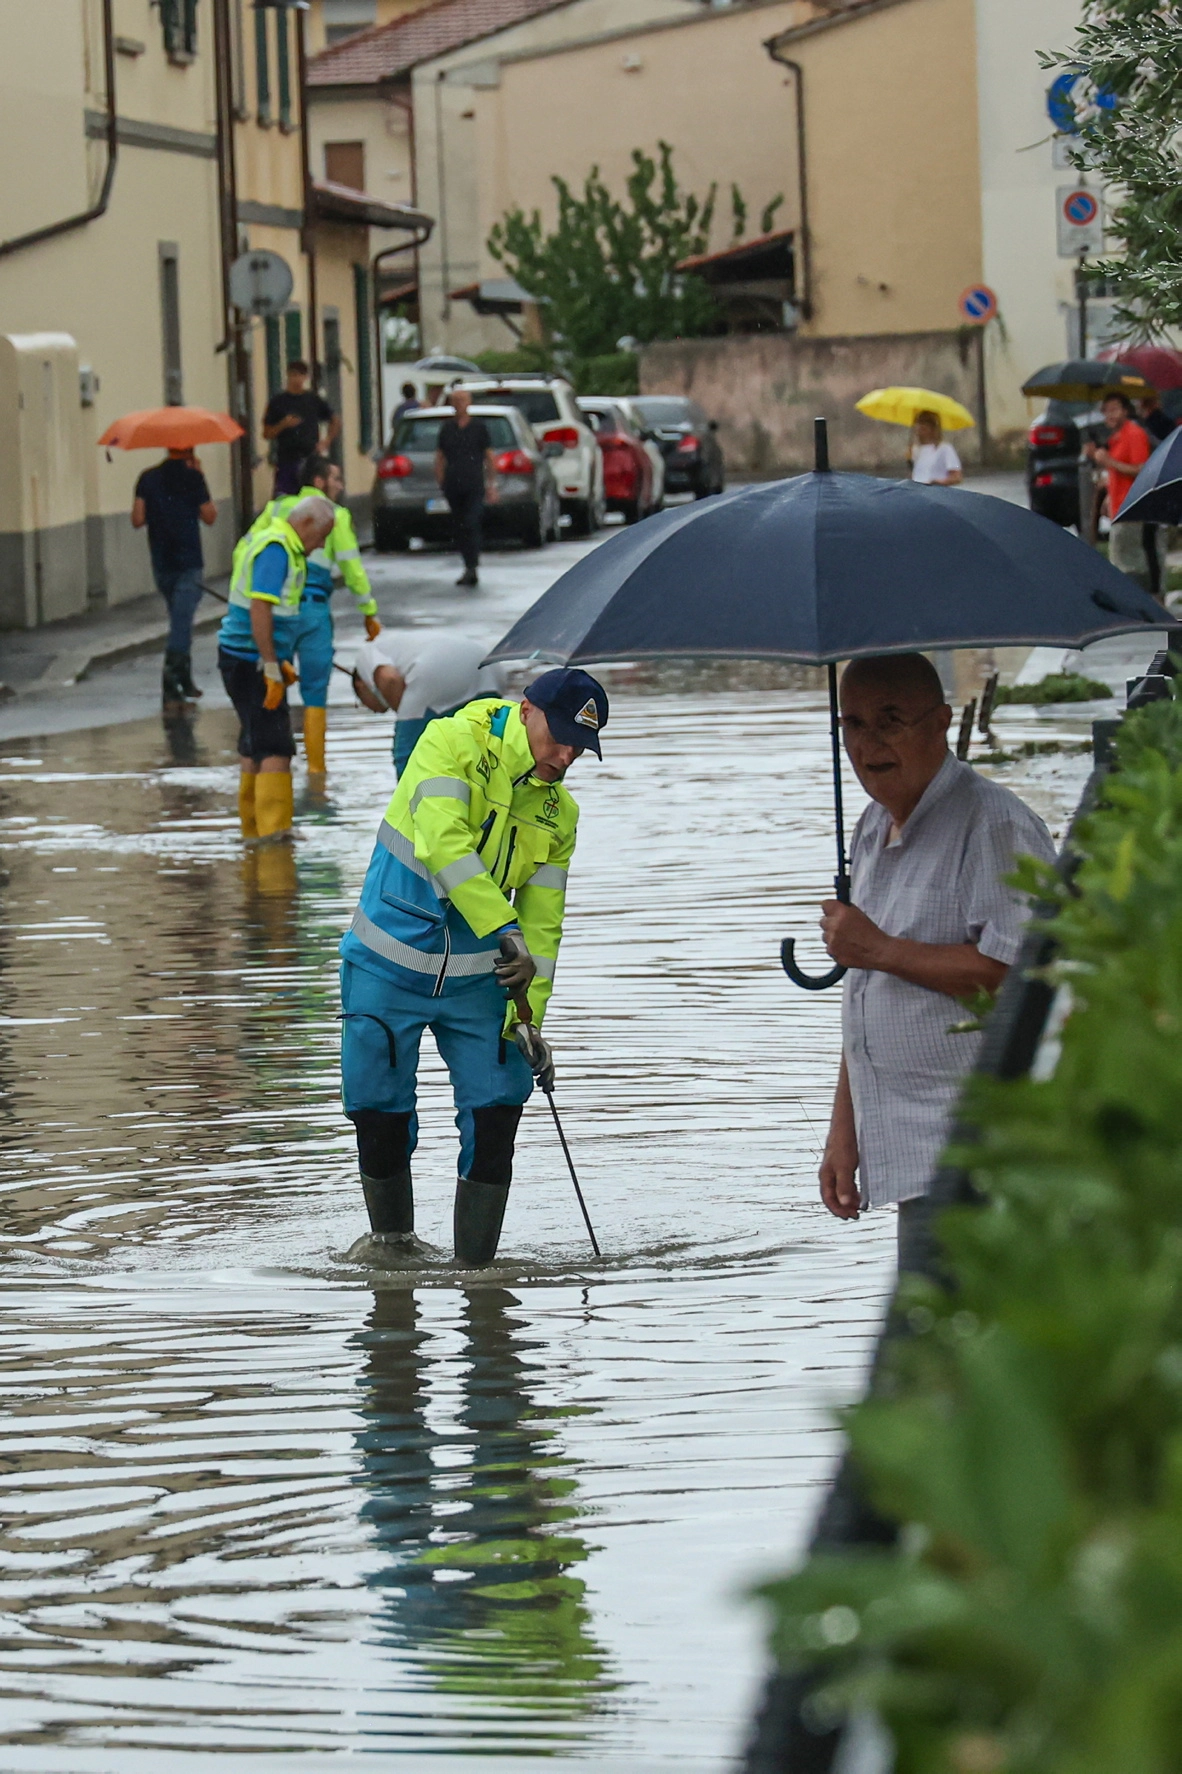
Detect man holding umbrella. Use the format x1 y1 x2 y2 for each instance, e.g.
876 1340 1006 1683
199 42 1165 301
816 653 1055 1270
1085 392 1163 595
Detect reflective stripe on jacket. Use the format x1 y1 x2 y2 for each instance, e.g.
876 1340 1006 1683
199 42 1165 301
228 517 306 617
340 699 577 1026
257 488 376 614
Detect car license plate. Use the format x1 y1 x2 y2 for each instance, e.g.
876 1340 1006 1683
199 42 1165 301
426 496 450 514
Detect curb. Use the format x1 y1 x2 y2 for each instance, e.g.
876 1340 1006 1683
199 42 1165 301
1 586 229 701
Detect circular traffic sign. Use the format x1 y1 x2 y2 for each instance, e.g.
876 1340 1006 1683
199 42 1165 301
1063 189 1099 227
229 249 294 318
959 284 998 324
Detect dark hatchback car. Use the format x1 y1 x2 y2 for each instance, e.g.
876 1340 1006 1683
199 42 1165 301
630 396 725 498
371 405 561 552
1026 401 1091 528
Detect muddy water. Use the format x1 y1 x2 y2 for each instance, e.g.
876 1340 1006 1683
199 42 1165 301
0 679 1091 1772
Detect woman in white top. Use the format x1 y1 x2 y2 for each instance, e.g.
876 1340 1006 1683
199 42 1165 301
909 411 963 486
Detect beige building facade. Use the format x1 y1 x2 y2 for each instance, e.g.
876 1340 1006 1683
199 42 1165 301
0 0 425 632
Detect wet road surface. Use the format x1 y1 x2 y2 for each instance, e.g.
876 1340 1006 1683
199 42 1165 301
0 527 1141 1771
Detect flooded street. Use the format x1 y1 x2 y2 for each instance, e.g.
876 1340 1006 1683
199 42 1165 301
0 534 1122 1771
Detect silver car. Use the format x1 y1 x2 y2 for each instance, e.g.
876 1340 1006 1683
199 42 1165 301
372 405 562 552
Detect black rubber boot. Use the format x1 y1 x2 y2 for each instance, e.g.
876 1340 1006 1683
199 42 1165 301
162 651 187 703
453 1103 523 1266
350 1110 414 1236
175 652 203 699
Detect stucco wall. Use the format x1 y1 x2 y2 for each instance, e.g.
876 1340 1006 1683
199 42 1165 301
641 330 984 476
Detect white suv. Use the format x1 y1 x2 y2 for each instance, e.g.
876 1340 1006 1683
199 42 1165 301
462 376 605 535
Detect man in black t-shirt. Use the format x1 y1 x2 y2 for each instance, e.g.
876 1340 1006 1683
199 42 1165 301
433 388 498 587
132 449 218 703
263 360 340 496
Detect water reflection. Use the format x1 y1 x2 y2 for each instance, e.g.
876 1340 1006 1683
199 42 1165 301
356 1288 613 1746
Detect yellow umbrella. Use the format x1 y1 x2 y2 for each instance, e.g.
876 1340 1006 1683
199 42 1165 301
856 387 976 431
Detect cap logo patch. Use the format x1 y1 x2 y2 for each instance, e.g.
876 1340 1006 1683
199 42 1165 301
574 698 600 730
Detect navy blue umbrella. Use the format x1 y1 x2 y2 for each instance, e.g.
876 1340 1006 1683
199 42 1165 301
1114 423 1182 525
489 421 1173 987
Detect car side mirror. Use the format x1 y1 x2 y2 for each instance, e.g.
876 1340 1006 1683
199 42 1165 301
542 440 563 459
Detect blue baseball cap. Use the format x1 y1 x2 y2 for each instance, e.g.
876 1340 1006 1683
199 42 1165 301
524 668 609 758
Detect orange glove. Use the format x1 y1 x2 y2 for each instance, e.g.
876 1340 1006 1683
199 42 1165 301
365 615 382 640
262 660 287 711
281 661 298 686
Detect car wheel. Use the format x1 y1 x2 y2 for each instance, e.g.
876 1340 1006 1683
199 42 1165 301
520 506 545 549
569 499 595 537
621 498 642 525
373 517 409 553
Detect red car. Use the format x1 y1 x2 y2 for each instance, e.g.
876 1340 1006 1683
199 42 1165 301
577 398 656 524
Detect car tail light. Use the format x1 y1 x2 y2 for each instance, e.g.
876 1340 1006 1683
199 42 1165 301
676 434 701 454
1033 472 1055 487
377 454 413 479
495 448 533 476
1029 424 1067 447
543 426 582 450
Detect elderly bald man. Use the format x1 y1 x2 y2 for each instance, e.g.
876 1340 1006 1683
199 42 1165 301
817 652 1056 1271
218 494 336 842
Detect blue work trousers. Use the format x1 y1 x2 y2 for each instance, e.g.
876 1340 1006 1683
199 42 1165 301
293 595 334 709
153 562 204 653
340 961 533 1177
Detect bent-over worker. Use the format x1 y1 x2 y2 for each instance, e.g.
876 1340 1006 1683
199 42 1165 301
217 495 336 842
249 454 381 775
351 632 506 775
817 653 1055 1271
339 667 608 1267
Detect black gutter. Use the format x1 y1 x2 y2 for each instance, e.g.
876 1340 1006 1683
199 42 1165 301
762 45 811 322
0 0 118 259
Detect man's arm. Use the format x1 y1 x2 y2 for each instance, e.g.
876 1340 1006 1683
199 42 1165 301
405 723 519 938
372 665 406 710
199 501 218 526
820 901 1007 998
324 413 342 447
249 597 278 664
330 508 377 614
819 1055 860 1221
262 398 299 442
434 448 447 489
510 819 576 1029
484 447 500 505
131 498 147 529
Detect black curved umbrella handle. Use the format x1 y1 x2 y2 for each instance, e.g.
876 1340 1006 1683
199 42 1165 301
780 937 847 992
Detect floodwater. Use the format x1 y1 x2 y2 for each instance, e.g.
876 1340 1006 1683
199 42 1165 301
0 664 1098 1773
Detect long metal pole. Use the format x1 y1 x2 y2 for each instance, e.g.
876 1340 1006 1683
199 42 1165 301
542 1085 601 1260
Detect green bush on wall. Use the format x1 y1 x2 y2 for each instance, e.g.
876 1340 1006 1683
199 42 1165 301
758 696 1182 1772
471 345 639 398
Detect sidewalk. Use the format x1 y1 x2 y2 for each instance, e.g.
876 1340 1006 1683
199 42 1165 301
0 576 230 700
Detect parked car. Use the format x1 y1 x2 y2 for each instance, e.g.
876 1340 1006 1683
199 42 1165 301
577 397 660 522
462 376 605 534
1026 399 1090 528
630 395 725 499
371 405 562 552
614 396 667 508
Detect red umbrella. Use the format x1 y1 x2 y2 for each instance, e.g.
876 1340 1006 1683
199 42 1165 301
98 406 244 450
1097 344 1182 392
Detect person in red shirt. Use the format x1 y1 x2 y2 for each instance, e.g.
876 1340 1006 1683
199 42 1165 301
1086 392 1164 595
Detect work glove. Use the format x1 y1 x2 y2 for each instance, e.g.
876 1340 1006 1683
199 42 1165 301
261 660 287 711
494 929 537 998
514 1022 555 1092
365 615 382 640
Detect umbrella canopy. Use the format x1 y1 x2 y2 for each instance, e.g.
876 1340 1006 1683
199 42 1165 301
487 472 1167 671
1114 424 1182 525
856 387 975 431
1098 343 1182 393
1021 358 1154 402
98 407 244 450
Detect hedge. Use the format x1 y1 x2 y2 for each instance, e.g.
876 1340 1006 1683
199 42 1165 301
758 696 1182 1772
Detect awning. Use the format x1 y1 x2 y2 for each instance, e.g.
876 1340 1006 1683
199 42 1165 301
677 229 794 295
447 277 542 316
312 178 433 236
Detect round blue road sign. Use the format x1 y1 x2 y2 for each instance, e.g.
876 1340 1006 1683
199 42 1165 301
959 284 999 324
1047 72 1081 134
1065 190 1099 226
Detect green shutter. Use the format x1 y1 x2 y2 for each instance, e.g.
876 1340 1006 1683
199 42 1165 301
276 8 292 129
254 7 270 123
265 315 283 395
354 263 374 453
284 308 302 367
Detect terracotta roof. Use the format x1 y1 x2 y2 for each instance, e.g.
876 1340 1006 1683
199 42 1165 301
307 0 571 87
677 229 793 273
312 178 433 233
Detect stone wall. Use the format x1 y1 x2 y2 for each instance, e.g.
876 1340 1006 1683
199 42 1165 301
639 330 987 478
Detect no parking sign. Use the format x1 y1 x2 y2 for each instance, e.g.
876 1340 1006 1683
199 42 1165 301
959 285 998 325
1057 186 1103 257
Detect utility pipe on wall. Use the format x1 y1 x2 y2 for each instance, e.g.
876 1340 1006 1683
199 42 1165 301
212 0 255 529
763 46 812 322
0 0 118 259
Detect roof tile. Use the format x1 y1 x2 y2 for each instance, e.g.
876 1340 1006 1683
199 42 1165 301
307 0 570 86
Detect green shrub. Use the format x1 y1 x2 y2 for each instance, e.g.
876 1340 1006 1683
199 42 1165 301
757 696 1182 1771
471 343 553 377
569 352 639 398
995 673 1112 705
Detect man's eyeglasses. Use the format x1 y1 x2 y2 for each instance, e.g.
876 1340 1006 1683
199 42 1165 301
839 703 945 743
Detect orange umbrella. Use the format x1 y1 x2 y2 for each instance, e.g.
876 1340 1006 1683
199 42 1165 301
98 406 244 450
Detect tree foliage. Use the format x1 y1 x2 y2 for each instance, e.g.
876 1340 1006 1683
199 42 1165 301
1043 2 1182 336
487 142 780 360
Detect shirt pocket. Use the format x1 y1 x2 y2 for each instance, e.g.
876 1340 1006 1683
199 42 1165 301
504 823 548 894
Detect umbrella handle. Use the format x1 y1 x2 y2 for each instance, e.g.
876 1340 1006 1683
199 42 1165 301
780 937 847 992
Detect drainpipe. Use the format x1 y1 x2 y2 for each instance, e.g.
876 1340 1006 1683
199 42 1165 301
212 0 254 528
0 0 118 258
764 45 812 322
295 5 321 385
435 70 451 327
372 222 434 444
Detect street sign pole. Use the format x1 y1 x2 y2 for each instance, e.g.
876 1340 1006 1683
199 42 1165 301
1077 249 1088 360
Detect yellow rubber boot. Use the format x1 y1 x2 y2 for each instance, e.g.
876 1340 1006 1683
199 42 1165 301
303 705 327 775
255 771 294 840
238 772 258 841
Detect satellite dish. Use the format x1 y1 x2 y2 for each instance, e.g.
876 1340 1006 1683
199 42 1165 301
229 249 294 318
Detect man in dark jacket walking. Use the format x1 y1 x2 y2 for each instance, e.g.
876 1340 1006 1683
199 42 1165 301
433 387 498 588
132 448 218 703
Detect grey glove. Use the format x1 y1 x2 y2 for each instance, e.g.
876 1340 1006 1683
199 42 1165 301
495 930 537 997
514 1022 555 1092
